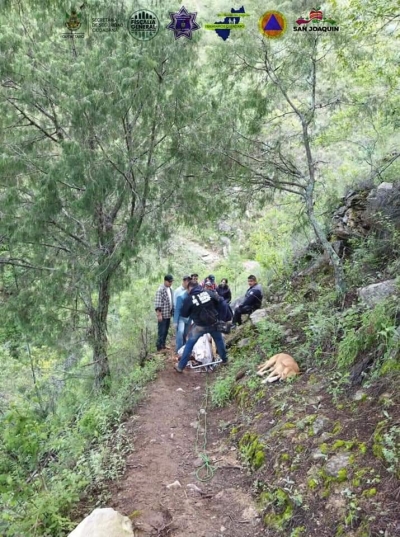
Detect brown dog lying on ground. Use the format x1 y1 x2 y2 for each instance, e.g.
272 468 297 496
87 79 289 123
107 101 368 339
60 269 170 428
257 353 300 383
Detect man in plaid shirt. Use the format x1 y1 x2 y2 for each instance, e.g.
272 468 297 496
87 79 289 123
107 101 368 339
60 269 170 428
155 274 174 352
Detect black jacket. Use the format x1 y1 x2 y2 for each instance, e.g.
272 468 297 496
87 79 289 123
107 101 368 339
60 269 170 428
180 285 220 326
217 284 232 303
241 283 263 310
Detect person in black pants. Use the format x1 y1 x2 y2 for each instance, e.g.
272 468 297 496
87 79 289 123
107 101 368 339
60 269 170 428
232 275 263 326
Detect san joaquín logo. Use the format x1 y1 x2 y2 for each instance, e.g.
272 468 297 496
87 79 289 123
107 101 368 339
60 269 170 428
294 7 339 32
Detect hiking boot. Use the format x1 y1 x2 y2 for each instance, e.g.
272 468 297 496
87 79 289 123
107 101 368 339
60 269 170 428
174 364 183 373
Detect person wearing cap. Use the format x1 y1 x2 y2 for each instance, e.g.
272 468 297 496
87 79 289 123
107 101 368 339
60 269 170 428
173 275 192 353
190 273 199 285
201 274 217 291
154 274 174 352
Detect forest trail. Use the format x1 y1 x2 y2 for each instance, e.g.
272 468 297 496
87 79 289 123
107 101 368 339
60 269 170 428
109 357 262 537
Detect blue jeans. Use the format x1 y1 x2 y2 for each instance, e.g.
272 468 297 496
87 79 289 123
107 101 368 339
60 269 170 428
175 318 190 352
156 318 170 350
178 324 227 370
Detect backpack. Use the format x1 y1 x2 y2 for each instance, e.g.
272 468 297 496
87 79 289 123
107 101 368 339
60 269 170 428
218 298 233 322
193 293 219 326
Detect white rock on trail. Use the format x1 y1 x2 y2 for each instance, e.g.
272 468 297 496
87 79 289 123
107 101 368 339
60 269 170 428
166 480 182 489
68 508 134 537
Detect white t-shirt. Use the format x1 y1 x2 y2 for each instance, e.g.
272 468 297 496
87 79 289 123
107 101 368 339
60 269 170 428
166 287 172 309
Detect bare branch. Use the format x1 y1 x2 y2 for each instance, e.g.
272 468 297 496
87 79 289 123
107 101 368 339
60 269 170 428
6 98 59 143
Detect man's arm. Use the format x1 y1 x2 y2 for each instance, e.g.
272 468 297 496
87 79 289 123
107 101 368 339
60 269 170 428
173 294 183 324
180 294 193 319
154 287 163 311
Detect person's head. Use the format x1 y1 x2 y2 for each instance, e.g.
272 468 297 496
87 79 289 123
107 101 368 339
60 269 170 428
220 278 228 286
190 273 199 284
187 280 198 293
208 274 215 284
182 275 191 289
164 274 174 287
204 279 213 289
248 275 257 288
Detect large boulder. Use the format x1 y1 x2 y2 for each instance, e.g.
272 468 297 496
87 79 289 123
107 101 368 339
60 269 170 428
68 508 134 537
331 181 400 241
357 279 398 307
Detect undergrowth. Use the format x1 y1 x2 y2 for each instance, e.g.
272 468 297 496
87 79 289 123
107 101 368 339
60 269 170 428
0 359 161 537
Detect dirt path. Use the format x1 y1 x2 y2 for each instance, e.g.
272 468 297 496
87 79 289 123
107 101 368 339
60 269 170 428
110 358 262 537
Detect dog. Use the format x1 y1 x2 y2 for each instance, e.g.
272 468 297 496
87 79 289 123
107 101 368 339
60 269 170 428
256 353 300 383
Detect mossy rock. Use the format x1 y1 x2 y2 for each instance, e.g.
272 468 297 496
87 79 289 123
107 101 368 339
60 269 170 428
261 488 294 531
238 432 265 470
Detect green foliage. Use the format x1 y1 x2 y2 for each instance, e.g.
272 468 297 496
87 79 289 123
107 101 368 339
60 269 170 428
247 206 296 278
0 358 160 536
337 299 398 371
238 432 265 471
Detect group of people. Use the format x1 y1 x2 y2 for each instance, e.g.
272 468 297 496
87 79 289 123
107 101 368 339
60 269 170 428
154 272 263 373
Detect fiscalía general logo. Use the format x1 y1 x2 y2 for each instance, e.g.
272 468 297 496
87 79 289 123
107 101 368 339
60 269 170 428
294 7 339 32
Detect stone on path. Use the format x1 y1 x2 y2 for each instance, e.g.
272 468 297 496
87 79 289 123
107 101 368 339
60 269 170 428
68 508 133 537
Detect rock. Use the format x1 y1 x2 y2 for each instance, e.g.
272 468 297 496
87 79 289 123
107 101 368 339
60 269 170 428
353 390 366 401
313 416 330 435
242 260 260 272
68 508 133 537
235 370 246 381
318 432 334 443
241 506 259 521
237 338 250 348
283 328 293 336
263 303 282 315
187 483 203 493
357 279 397 307
218 221 233 233
166 480 182 489
325 453 351 477
193 458 203 468
250 309 268 325
377 182 394 191
311 449 327 460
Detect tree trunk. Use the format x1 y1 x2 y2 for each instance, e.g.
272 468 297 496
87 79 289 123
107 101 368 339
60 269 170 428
305 199 347 297
89 277 111 391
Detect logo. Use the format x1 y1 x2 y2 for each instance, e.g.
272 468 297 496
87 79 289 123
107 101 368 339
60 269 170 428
128 10 159 41
66 7 82 31
259 11 287 39
62 6 85 38
204 6 248 41
166 6 200 40
91 17 123 33
294 7 339 32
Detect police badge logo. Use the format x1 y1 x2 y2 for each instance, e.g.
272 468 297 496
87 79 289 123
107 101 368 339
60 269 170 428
166 6 200 40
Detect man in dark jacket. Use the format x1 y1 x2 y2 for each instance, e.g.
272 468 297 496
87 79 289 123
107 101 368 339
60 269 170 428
232 275 263 326
175 280 227 372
